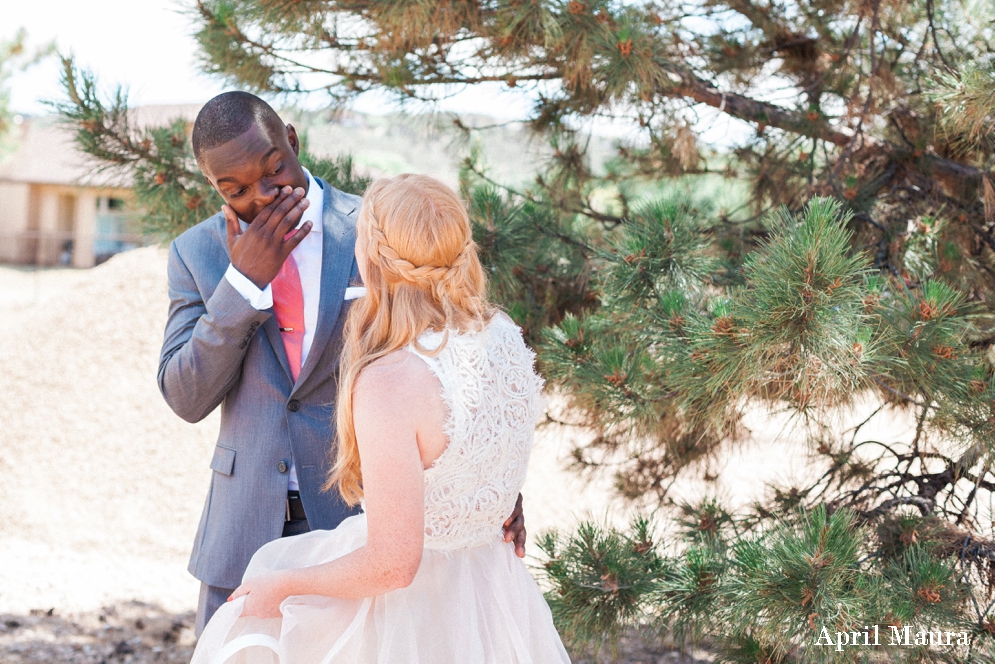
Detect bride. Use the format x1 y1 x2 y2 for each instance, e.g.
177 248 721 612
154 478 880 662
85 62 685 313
191 174 572 663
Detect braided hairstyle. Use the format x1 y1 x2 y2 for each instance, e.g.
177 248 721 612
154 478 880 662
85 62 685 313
326 174 494 504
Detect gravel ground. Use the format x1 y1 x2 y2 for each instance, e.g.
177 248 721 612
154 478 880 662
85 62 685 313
0 604 196 664
0 248 217 617
0 603 714 664
1 247 907 662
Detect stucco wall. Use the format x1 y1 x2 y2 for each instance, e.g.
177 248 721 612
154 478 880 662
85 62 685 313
0 182 32 263
0 183 135 266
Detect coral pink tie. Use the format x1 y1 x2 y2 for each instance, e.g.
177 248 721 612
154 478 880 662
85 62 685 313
271 250 305 382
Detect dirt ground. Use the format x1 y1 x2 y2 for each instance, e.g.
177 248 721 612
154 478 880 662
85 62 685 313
0 603 197 664
0 604 720 663
0 248 916 662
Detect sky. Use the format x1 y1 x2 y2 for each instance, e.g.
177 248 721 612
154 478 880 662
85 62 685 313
3 1 540 120
6 2 225 115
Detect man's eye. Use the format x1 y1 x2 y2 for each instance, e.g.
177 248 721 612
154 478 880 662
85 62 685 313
230 188 247 198
270 165 284 177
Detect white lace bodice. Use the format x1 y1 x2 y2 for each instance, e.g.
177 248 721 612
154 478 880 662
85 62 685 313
406 313 545 550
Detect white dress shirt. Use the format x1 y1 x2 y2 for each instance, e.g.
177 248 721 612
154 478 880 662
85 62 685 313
225 168 365 491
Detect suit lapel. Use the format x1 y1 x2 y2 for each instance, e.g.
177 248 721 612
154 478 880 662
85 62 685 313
262 315 293 381
292 178 358 393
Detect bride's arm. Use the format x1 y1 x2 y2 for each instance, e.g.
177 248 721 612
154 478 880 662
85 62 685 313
231 355 428 617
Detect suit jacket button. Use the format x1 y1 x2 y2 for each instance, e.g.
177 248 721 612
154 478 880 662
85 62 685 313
287 399 300 412
277 461 288 473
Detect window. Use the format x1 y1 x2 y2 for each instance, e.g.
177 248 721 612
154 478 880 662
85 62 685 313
94 196 139 264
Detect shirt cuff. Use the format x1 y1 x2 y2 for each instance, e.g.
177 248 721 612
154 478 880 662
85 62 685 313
225 264 274 310
344 286 367 300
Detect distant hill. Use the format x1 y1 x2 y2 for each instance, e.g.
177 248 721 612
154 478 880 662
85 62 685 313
284 109 618 188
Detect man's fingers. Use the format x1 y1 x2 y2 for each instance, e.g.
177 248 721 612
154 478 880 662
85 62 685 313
504 504 523 525
504 513 524 543
251 186 293 230
274 191 310 239
264 187 305 235
282 221 313 253
504 494 524 527
223 205 240 249
515 527 527 558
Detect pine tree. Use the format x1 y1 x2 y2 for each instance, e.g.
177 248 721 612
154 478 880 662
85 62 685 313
58 1 995 661
0 29 52 153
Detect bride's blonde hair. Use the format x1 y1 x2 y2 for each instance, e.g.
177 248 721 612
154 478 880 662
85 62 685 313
325 174 493 505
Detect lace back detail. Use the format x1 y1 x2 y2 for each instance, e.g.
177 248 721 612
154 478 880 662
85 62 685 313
407 314 545 550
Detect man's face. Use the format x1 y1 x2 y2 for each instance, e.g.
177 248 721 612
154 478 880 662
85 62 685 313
199 121 309 223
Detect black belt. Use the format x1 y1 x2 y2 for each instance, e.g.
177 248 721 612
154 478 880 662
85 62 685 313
285 490 307 522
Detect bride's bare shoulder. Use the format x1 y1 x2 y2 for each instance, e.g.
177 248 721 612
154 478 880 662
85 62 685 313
354 349 440 405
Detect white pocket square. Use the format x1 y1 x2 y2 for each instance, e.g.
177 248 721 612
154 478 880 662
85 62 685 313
344 286 367 300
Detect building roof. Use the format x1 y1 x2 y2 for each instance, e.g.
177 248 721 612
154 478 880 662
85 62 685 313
0 104 202 188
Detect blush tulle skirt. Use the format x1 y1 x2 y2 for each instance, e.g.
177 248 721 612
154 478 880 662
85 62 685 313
190 513 571 663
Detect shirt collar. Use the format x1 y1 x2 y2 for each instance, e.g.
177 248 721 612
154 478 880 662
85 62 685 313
236 167 324 232
300 167 324 234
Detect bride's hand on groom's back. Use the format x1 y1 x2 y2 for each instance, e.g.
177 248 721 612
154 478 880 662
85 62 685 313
227 571 291 619
503 493 527 558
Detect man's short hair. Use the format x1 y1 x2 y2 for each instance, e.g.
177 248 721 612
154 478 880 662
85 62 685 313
192 91 285 163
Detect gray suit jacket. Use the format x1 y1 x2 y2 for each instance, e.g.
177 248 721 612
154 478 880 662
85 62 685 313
158 178 363 589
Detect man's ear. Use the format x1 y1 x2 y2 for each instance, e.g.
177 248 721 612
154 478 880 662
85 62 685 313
286 123 300 156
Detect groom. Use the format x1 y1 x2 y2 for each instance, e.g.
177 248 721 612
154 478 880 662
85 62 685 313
157 91 527 635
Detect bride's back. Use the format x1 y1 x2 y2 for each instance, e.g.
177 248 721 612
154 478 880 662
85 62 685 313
404 313 545 550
